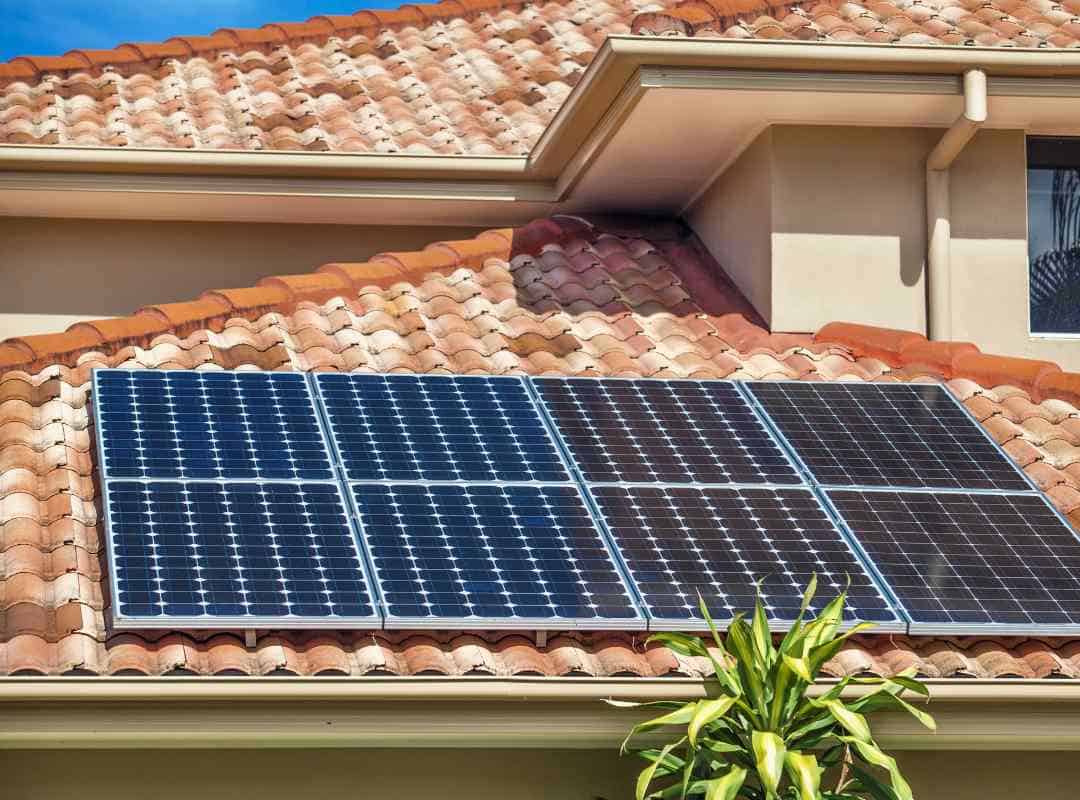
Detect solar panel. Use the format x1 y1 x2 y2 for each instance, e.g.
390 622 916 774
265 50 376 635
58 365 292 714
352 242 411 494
106 480 379 625
94 370 334 481
828 489 1080 631
747 382 1031 491
316 374 570 482
533 378 801 485
350 483 641 627
591 485 900 628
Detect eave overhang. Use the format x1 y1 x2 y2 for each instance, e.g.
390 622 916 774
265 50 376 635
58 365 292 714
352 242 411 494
1 676 1079 750
5 38 1080 226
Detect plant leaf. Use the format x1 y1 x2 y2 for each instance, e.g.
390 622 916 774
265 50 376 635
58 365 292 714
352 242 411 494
636 740 684 800
622 703 698 754
688 696 738 746
847 765 902 800
783 654 813 684
726 617 767 721
812 698 872 742
784 750 822 800
704 766 748 800
752 730 787 797
842 737 913 800
648 632 709 658
750 581 774 668
850 691 936 732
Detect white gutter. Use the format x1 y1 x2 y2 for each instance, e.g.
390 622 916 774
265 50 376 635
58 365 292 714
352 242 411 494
0 677 1077 750
0 675 1076 702
925 68 988 341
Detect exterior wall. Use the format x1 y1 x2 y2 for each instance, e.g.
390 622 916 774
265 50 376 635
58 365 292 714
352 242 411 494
1 748 1077 799
688 123 1080 369
948 129 1065 362
0 217 482 340
688 125 932 335
769 125 933 335
688 127 775 325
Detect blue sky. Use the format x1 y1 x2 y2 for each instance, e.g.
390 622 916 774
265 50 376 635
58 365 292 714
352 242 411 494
0 0 401 61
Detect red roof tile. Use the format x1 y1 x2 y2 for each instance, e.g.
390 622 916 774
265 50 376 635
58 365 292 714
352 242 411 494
1 215 1080 676
3 0 1079 152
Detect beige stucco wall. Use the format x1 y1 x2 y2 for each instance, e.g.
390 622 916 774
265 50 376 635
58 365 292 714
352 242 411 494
0 748 1077 799
0 217 482 339
769 125 934 335
947 129 1080 364
688 125 932 335
689 127 775 325
688 123 1080 369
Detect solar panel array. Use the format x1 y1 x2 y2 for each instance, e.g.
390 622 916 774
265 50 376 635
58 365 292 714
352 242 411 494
94 369 1080 635
315 373 640 628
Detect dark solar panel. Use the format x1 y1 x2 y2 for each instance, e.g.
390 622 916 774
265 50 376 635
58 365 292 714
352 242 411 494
590 485 898 627
533 378 801 485
106 480 377 623
748 382 1031 491
829 489 1080 629
351 483 641 625
94 370 334 481
317 374 570 482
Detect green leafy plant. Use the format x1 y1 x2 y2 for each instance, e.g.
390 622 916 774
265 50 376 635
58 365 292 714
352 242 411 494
612 577 935 800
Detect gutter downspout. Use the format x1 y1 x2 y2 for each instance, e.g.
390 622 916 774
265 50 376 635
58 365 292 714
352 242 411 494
926 69 988 340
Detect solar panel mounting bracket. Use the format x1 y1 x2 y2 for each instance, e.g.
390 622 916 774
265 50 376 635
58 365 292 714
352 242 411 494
245 629 257 648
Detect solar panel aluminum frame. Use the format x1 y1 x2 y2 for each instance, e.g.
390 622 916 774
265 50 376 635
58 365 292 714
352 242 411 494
603 479 909 635
818 486 1080 637
92 368 384 631
734 381 911 633
742 379 1037 494
314 373 648 631
741 379 1080 636
343 480 649 631
528 375 810 488
529 376 905 633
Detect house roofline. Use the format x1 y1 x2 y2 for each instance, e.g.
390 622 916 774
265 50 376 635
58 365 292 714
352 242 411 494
0 676 1077 750
0 675 1078 703
7 36 1080 186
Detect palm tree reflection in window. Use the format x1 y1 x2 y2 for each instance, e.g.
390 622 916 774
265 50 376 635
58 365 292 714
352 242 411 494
1031 168 1080 333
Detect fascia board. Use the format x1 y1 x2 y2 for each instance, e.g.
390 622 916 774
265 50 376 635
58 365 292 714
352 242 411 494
0 678 1078 750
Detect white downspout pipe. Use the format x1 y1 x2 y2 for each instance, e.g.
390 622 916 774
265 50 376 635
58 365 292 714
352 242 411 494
926 69 987 340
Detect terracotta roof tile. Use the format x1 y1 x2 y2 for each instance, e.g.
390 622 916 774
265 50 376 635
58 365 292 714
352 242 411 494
2 216 1080 677
5 0 1079 153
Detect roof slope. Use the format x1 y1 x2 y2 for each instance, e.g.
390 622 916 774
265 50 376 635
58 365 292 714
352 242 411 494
4 214 1080 678
3 0 1080 152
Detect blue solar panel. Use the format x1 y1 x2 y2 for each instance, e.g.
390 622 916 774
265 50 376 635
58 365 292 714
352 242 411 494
747 381 1031 491
316 374 570 482
590 485 900 629
106 480 378 624
533 378 800 485
350 483 641 626
829 489 1080 631
94 370 334 481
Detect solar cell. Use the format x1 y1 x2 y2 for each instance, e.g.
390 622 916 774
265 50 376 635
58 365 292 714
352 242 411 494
350 483 641 626
829 489 1080 630
590 485 899 628
533 378 801 485
317 374 570 482
106 480 378 624
94 370 334 481
748 382 1031 491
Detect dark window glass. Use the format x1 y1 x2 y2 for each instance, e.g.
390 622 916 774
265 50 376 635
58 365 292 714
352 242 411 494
1028 137 1080 334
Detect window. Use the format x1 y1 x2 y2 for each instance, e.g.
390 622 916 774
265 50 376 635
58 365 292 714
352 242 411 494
1028 137 1080 335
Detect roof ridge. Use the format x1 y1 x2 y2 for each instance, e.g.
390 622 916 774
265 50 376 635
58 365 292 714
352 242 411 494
815 321 1080 407
0 0 536 87
0 214 699 376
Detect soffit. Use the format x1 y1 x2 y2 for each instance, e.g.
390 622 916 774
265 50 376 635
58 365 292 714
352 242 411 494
9 38 1080 224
